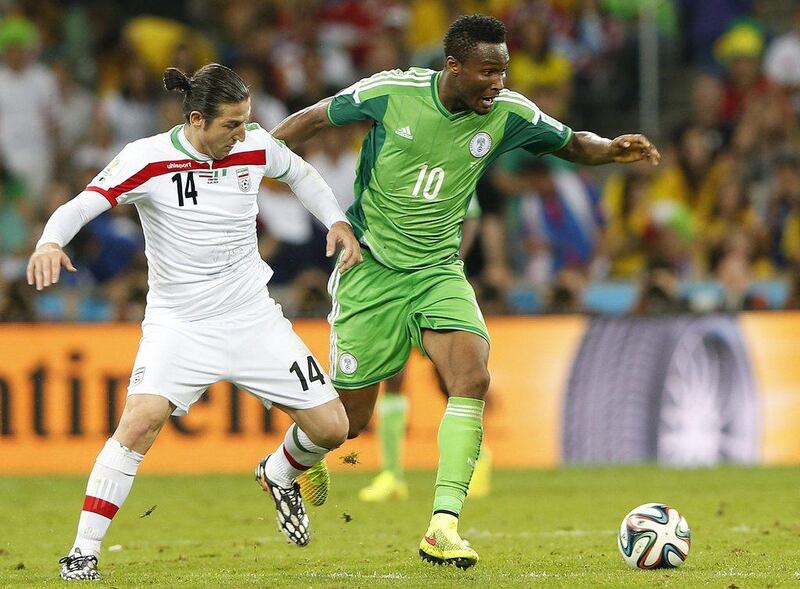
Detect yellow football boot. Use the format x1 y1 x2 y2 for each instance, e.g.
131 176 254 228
358 470 409 502
418 513 479 569
296 458 329 506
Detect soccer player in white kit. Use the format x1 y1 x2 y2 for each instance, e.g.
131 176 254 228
27 64 362 581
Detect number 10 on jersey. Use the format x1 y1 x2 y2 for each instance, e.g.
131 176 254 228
412 164 445 200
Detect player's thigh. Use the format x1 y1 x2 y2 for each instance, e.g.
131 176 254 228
228 294 338 411
328 251 413 390
411 263 491 398
127 316 225 417
409 261 490 350
422 329 490 399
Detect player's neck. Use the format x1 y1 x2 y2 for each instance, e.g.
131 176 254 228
437 71 469 115
182 124 213 160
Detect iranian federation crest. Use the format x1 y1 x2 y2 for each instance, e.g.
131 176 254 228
469 132 492 158
130 366 146 387
236 167 250 192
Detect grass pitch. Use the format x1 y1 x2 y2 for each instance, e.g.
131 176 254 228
1 466 799 588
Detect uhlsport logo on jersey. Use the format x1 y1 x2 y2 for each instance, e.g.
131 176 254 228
338 353 358 375
469 132 492 158
236 167 250 192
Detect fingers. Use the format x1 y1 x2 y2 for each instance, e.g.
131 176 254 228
27 252 75 290
34 262 44 290
621 134 661 165
326 231 336 257
50 258 61 284
338 238 363 272
41 258 52 289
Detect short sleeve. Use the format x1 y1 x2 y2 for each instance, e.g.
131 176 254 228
496 91 573 157
327 69 408 126
85 143 150 206
261 130 295 180
512 110 573 156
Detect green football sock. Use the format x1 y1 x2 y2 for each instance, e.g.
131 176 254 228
378 393 408 478
433 397 484 516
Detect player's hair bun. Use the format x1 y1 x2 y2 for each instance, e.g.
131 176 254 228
163 67 191 93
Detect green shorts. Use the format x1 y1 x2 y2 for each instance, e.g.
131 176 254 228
327 249 489 389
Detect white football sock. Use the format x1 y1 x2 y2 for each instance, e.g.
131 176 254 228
71 439 144 558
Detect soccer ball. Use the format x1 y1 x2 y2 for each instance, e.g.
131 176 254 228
618 503 691 569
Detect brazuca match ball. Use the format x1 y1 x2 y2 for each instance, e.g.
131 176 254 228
618 503 691 569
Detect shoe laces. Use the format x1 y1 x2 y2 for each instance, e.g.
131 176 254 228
59 551 98 572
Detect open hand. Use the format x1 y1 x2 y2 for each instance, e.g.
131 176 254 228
611 134 661 165
326 221 363 272
27 243 77 291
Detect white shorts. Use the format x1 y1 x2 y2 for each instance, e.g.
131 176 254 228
127 291 339 416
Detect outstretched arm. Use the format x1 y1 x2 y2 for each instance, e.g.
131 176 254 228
556 131 661 166
277 147 363 272
271 98 335 150
27 191 111 290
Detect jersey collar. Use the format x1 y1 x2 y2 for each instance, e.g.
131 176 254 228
431 71 474 121
170 124 212 162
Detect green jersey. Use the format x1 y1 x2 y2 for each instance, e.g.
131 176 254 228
327 67 573 270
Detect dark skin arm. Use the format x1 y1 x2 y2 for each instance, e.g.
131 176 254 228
555 131 661 166
271 98 335 150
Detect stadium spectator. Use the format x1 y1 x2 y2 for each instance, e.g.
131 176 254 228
715 246 769 311
517 158 604 287
0 16 59 203
763 5 800 117
714 22 785 126
634 256 690 314
508 16 573 118
600 166 653 278
699 175 768 273
676 0 754 67
98 59 158 151
766 151 800 270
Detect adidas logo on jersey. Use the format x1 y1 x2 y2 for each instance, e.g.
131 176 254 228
394 126 413 140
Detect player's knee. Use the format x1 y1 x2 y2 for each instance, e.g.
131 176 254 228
116 398 170 446
116 411 165 447
320 415 349 449
303 405 349 449
448 366 490 399
346 412 370 439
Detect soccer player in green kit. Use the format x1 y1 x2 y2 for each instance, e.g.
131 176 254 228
272 14 660 568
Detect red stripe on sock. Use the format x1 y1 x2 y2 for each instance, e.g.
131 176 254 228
82 496 119 519
283 446 310 471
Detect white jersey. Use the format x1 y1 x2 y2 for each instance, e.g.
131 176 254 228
86 123 293 320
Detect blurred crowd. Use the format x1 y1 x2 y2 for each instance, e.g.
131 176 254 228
1 0 800 321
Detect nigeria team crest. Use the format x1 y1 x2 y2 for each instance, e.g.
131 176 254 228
469 132 492 158
338 353 358 375
236 167 250 192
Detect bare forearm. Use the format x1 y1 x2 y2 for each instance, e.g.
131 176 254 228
270 98 333 150
557 131 614 165
557 131 661 166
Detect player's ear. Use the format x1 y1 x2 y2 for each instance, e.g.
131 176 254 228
445 56 461 76
189 110 205 129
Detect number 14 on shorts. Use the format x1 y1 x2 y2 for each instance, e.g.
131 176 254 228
290 356 326 391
